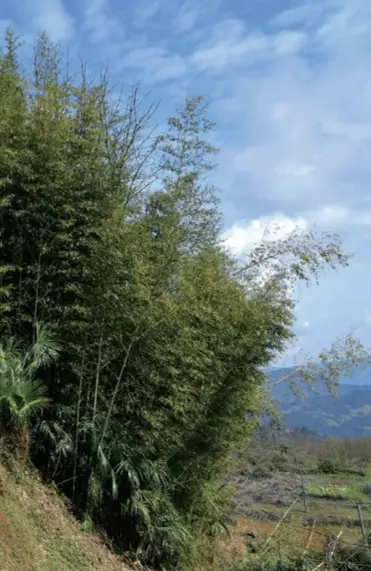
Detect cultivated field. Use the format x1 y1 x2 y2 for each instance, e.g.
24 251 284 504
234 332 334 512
216 432 371 569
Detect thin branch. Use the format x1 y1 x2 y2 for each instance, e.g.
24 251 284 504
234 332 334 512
303 518 316 558
72 354 85 502
261 497 299 556
98 325 140 448
92 332 103 429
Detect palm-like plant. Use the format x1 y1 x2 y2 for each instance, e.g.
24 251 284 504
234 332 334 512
0 323 60 465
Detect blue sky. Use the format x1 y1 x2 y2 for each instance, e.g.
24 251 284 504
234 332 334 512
1 0 371 364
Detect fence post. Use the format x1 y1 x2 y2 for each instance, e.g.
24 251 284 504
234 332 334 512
357 502 367 541
356 502 371 565
300 470 308 514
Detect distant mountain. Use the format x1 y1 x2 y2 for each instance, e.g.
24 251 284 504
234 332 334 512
266 365 371 437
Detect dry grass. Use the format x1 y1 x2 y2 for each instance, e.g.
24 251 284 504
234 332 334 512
209 517 364 570
0 461 135 571
217 518 326 556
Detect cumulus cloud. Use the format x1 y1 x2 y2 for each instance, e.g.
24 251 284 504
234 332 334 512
221 212 312 300
223 212 308 257
222 203 371 264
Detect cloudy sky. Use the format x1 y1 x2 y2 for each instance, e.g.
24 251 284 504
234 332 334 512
1 0 371 363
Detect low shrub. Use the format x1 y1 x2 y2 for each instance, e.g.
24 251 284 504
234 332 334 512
317 457 343 474
251 468 271 479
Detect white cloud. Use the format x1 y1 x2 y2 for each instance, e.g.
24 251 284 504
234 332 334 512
273 31 306 56
306 204 371 229
219 0 371 211
173 1 201 33
191 20 306 71
270 1 338 30
26 0 74 42
124 47 187 81
223 212 308 257
308 205 349 227
222 202 371 262
275 160 317 179
222 213 306 300
134 1 161 27
315 0 371 48
3 0 73 43
83 0 121 45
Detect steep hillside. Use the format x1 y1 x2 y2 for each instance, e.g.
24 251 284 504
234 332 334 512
0 461 133 571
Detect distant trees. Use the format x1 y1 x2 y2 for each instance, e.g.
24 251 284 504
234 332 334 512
0 29 366 569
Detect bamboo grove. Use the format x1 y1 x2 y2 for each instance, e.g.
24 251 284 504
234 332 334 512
0 30 357 569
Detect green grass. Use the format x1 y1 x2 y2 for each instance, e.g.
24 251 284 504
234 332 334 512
307 482 367 500
362 465 371 479
317 470 367 480
308 498 371 517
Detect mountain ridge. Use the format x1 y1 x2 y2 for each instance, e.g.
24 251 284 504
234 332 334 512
267 365 371 437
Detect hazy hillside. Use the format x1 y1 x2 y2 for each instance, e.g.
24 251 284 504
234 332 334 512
267 365 371 436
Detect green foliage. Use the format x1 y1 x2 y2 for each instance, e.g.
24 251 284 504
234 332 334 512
0 28 367 570
318 457 344 475
80 515 95 533
0 323 59 465
330 542 371 570
0 324 58 424
307 482 366 501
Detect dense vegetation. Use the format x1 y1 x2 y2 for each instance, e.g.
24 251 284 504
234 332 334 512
0 29 365 570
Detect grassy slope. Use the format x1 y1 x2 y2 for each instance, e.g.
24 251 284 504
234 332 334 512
0 461 133 571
